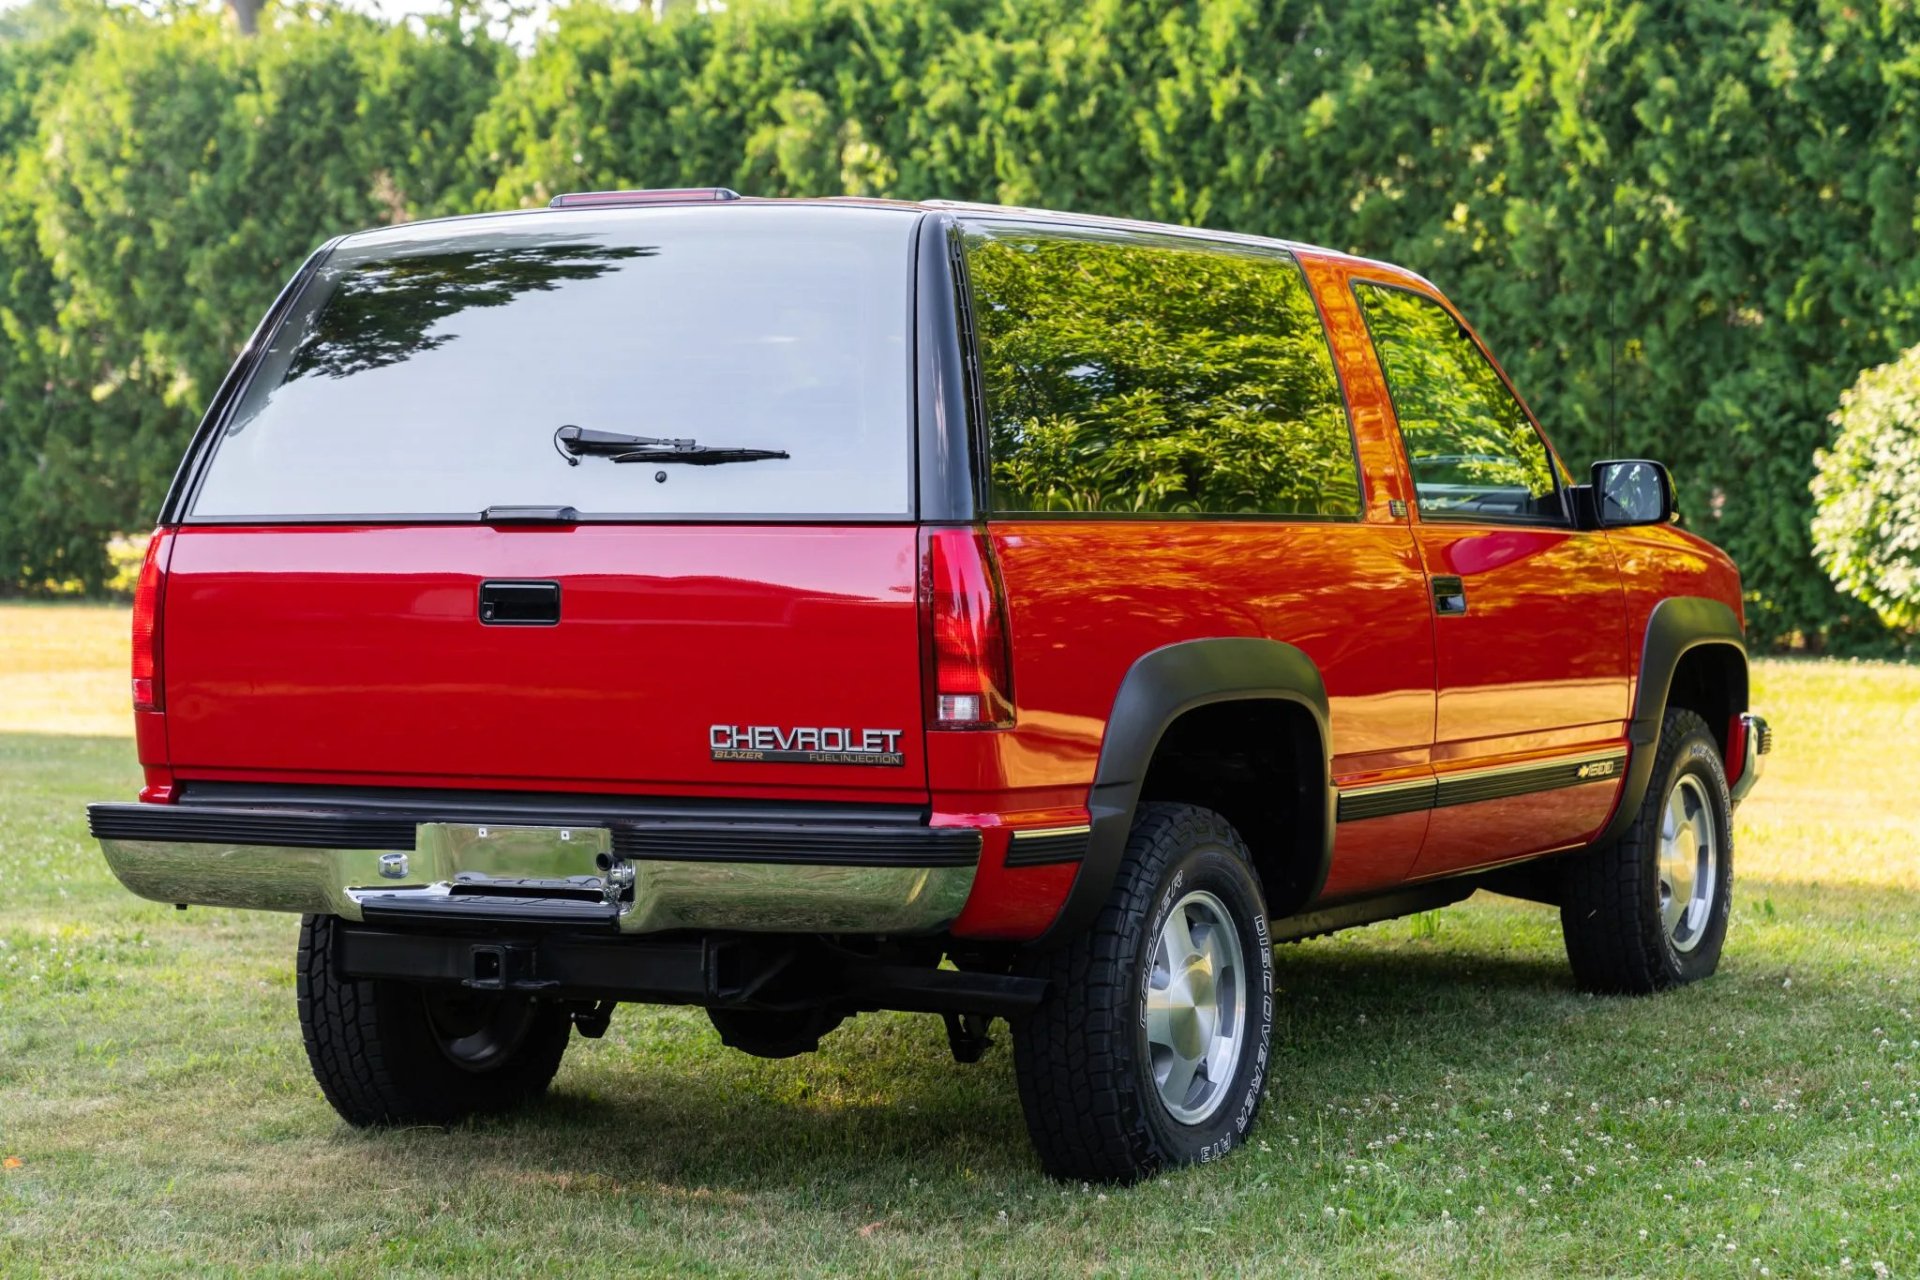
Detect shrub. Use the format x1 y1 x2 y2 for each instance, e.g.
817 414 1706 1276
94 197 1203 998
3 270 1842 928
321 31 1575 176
1812 348 1920 632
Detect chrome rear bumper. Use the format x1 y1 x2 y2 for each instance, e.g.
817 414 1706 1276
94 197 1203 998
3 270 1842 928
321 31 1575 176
1729 711 1772 807
91 803 980 936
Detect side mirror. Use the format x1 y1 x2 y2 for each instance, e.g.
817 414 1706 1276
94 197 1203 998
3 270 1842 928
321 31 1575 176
1587 459 1675 528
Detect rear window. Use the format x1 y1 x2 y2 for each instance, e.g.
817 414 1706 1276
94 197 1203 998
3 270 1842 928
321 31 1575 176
189 205 916 520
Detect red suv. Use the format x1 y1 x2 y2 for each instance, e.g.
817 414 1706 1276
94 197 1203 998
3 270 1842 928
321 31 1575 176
90 189 1771 1183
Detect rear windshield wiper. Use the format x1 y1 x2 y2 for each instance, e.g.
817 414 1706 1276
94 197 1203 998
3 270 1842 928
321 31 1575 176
554 424 789 467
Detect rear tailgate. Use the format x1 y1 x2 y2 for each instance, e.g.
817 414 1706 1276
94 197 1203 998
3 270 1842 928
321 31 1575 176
162 524 928 797
152 202 930 801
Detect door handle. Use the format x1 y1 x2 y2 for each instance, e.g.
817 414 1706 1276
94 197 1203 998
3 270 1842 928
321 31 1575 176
1431 575 1467 616
479 580 561 626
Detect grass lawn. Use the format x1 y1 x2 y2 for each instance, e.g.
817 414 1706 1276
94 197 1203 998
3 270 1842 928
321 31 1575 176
1 603 1915 1277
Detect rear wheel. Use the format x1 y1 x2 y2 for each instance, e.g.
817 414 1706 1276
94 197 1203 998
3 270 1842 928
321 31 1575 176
296 914 573 1126
1011 802 1273 1183
1561 707 1734 994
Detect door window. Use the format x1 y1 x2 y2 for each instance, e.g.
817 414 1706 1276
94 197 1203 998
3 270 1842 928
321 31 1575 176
1353 282 1562 522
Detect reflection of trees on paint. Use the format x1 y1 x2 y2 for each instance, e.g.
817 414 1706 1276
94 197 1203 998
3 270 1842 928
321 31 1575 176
275 235 656 383
1354 284 1557 513
966 230 1361 516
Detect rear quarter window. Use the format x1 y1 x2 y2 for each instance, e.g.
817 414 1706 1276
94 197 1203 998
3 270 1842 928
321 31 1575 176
189 205 917 521
961 222 1360 518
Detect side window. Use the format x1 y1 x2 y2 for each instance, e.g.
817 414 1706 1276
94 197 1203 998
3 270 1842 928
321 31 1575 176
961 224 1360 517
1352 282 1562 522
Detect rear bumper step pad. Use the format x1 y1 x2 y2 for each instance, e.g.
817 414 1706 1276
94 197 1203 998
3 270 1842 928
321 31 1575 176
88 802 979 865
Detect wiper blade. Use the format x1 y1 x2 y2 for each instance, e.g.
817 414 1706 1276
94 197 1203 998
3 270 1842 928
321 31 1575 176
555 424 788 467
608 445 789 466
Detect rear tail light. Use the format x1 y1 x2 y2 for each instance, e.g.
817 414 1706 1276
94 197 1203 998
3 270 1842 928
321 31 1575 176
923 527 1015 730
130 531 172 713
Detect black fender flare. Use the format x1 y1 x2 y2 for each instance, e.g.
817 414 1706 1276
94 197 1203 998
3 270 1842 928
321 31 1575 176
1594 595 1748 849
1038 637 1333 946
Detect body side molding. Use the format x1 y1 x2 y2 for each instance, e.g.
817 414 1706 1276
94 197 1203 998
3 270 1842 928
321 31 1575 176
1335 748 1628 822
1039 637 1333 945
1592 595 1748 850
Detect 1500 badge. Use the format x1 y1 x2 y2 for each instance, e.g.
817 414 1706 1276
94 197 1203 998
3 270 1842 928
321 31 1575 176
710 725 905 767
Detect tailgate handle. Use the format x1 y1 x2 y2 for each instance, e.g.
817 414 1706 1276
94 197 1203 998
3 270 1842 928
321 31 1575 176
479 580 561 626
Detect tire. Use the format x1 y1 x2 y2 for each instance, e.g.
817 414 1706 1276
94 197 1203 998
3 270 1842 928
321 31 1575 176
1561 707 1735 994
1011 802 1274 1183
296 914 574 1126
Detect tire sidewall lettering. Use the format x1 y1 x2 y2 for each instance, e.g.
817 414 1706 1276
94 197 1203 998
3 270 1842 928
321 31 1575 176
1233 908 1274 1137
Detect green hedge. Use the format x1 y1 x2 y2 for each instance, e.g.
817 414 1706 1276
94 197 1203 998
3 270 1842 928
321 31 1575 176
3 0 1917 649
0 1 506 591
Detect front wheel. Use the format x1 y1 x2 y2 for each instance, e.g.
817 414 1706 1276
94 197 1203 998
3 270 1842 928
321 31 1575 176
1011 802 1274 1183
296 914 573 1126
1561 707 1735 994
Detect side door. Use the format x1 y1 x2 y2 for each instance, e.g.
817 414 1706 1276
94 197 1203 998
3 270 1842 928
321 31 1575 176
1346 275 1631 877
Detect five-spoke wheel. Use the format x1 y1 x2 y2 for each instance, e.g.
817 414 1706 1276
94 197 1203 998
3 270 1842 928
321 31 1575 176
1657 774 1721 955
1145 889 1247 1125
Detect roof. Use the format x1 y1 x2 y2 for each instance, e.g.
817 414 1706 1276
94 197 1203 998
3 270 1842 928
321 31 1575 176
330 189 1435 290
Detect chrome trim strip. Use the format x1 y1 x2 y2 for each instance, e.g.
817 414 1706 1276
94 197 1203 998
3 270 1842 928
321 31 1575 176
97 837 977 936
1011 824 1093 840
1432 749 1626 784
1332 776 1433 800
1336 749 1629 793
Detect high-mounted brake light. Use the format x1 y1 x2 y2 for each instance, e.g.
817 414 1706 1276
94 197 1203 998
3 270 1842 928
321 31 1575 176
923 527 1015 730
548 187 742 209
130 531 171 713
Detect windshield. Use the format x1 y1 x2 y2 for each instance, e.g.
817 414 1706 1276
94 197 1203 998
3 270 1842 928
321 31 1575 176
189 205 917 520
